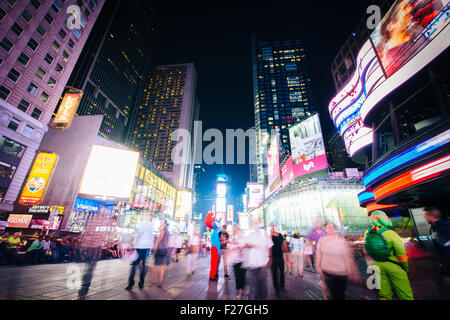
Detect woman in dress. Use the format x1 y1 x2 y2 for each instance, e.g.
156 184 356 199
152 220 169 288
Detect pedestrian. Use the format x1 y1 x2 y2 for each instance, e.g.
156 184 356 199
175 232 184 263
59 235 72 262
316 222 359 300
423 207 450 285
186 228 201 276
303 240 314 272
0 232 10 264
50 237 59 262
6 232 22 264
308 219 326 273
26 236 43 264
126 220 154 290
270 224 291 297
42 236 51 262
167 233 176 264
242 223 273 300
152 220 169 288
364 210 414 300
284 234 291 273
230 224 247 300
290 233 304 277
218 224 230 279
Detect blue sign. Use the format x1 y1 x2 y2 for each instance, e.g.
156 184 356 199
74 197 101 213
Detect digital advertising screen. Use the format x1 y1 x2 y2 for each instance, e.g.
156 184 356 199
371 0 449 77
246 183 264 209
7 214 32 228
51 87 83 130
281 155 294 187
266 134 281 192
289 114 328 179
79 145 139 199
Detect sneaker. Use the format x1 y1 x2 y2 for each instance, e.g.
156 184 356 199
125 286 133 291
138 283 144 289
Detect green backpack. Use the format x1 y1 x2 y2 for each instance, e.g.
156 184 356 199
364 227 391 261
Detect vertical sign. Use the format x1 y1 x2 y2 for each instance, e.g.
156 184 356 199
19 153 58 205
227 205 234 224
51 87 83 130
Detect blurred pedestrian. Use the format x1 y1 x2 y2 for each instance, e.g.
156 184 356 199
152 220 169 288
218 224 230 279
42 236 52 262
0 232 9 264
424 207 450 285
316 222 359 300
243 224 273 300
59 235 72 262
186 228 201 276
364 211 414 300
270 224 290 297
175 232 184 263
6 232 21 264
308 219 326 272
126 220 153 290
26 236 43 264
167 233 176 264
50 237 59 262
290 233 304 277
303 240 314 272
230 224 247 300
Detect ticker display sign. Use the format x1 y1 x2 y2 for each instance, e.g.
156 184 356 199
51 87 83 130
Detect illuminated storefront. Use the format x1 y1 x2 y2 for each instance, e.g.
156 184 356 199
265 178 370 237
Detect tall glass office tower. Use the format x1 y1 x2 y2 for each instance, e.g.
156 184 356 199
252 36 316 184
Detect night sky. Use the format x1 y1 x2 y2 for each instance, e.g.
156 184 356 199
150 0 374 210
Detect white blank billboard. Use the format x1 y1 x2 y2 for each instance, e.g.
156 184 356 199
79 145 139 199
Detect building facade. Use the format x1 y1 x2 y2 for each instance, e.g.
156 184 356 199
252 36 317 185
0 0 104 212
66 0 157 144
329 0 450 232
131 63 199 191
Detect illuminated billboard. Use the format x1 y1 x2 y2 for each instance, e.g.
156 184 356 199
175 190 192 221
329 0 449 156
371 0 448 77
227 205 234 223
7 214 32 228
289 114 328 179
217 183 226 197
281 155 294 187
216 197 226 213
79 145 139 199
266 134 281 192
246 183 264 209
51 87 83 130
19 152 58 205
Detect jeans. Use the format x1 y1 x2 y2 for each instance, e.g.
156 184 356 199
128 249 149 287
271 256 285 294
248 267 267 300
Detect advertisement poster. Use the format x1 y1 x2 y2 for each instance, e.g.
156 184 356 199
246 183 264 209
266 134 281 192
281 155 294 187
19 152 58 205
7 214 32 228
51 87 83 129
371 0 449 77
227 205 234 223
289 114 328 179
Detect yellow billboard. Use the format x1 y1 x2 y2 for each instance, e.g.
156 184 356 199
19 152 58 205
51 87 83 130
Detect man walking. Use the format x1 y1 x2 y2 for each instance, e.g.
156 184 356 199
424 207 450 285
308 219 326 272
270 224 290 297
126 220 154 290
218 224 230 279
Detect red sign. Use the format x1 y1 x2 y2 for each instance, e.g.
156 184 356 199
30 219 50 229
7 214 32 228
266 135 281 192
281 155 294 187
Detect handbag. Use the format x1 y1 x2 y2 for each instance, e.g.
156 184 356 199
123 250 138 263
45 248 52 256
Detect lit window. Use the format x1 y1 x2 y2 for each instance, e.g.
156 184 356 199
27 83 38 96
7 117 21 131
36 67 47 79
22 125 34 138
40 91 50 102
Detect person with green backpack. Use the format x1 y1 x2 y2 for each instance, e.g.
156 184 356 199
364 210 414 300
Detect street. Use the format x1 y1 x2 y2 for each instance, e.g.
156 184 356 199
2 252 448 301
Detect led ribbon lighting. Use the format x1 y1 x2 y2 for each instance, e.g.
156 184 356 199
363 129 450 187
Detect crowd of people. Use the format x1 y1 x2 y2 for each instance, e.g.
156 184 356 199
0 232 121 265
1 206 449 301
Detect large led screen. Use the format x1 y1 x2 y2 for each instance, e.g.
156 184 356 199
246 183 264 209
266 134 281 192
371 0 449 77
289 114 328 178
79 145 139 199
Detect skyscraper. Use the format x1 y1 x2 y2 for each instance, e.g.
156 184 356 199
66 0 157 144
131 63 199 190
0 0 104 212
252 36 316 184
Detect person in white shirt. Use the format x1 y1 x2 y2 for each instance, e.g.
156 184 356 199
230 224 247 300
289 234 305 277
186 229 201 276
126 220 154 290
242 224 273 300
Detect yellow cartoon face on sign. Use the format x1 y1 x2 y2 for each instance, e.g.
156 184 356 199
19 152 58 205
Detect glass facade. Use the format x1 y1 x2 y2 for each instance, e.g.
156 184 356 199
265 179 370 237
